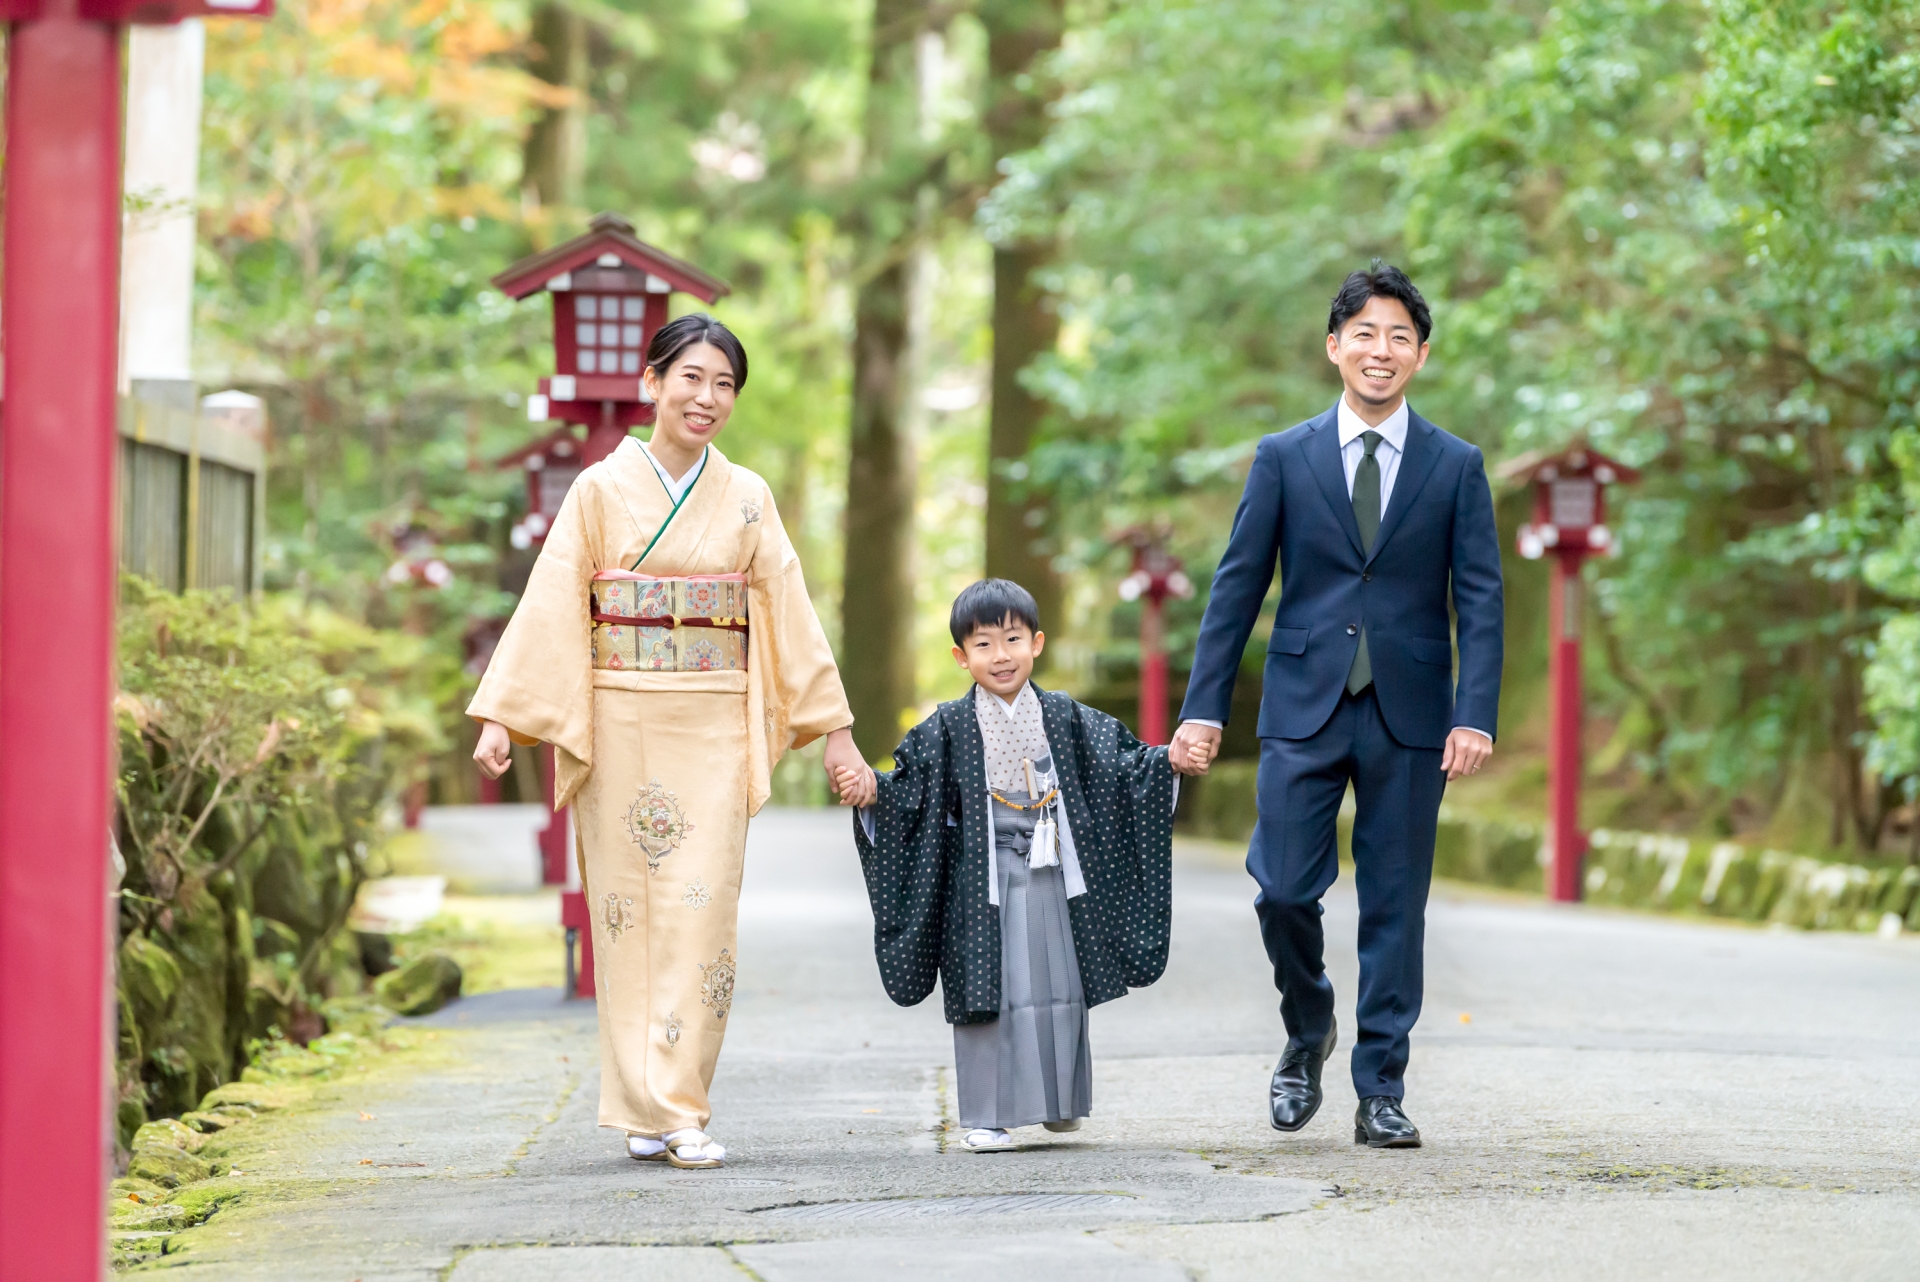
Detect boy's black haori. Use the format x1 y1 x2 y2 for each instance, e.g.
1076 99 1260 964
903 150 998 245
852 684 1176 1024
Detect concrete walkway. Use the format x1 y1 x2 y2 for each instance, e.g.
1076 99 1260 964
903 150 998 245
165 809 1920 1280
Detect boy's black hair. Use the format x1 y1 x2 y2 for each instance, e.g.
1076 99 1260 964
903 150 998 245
645 312 749 391
949 578 1041 645
1327 259 1432 344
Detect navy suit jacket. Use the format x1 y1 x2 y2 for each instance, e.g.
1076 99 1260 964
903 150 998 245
1180 404 1504 749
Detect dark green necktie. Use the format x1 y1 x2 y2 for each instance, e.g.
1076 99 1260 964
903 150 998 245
1346 430 1382 695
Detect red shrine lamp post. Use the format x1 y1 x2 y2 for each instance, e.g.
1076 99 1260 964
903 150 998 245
1118 528 1193 746
0 0 269 1273
1502 444 1639 903
489 213 729 996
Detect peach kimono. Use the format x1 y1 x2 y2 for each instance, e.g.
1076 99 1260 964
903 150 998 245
468 438 852 1137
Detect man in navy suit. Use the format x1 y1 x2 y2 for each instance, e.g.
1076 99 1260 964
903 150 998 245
1169 262 1503 1148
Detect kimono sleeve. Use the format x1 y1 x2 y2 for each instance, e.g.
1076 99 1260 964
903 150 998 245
1077 703 1176 989
467 474 597 773
746 481 854 748
852 719 950 1008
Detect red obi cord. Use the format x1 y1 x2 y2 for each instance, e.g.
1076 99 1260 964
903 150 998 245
591 611 749 634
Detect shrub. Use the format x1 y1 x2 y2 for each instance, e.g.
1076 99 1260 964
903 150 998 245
112 578 452 1143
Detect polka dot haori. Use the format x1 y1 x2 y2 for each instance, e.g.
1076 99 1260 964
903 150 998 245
853 682 1176 1027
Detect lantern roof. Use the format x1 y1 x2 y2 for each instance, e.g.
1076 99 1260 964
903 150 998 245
1495 441 1641 488
491 212 731 303
492 423 585 470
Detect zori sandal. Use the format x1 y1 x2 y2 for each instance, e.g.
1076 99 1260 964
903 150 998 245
626 1134 670 1162
663 1129 727 1169
960 1128 1016 1152
1042 1118 1081 1133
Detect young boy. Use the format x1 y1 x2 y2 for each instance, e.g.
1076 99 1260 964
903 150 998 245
842 579 1176 1151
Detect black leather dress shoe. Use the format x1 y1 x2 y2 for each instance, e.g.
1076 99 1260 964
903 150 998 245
1268 1019 1336 1132
1354 1096 1421 1148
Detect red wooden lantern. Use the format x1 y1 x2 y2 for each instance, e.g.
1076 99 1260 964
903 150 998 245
1498 443 1640 903
491 211 730 469
498 426 585 550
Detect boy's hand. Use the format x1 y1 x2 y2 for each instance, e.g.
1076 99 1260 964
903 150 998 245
823 727 877 807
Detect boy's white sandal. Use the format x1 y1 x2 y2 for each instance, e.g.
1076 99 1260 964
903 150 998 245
663 1128 727 1169
626 1134 670 1161
960 1128 1016 1152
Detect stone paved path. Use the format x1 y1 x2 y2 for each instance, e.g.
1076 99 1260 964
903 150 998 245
160 809 1920 1281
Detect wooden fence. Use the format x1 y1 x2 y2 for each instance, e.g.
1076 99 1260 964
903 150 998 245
116 393 265 593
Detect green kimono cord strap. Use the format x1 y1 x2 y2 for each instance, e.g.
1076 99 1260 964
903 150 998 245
628 446 709 571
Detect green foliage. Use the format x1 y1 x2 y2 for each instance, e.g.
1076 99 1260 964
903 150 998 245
993 0 1920 853
114 580 453 1131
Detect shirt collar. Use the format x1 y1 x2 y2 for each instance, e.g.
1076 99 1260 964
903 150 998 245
1335 395 1410 454
975 680 1036 719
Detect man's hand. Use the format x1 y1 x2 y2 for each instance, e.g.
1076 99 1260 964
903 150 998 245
1169 721 1223 776
473 720 513 780
1440 727 1492 781
823 727 877 807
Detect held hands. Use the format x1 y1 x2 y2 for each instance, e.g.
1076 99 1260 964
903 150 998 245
1169 722 1222 776
474 720 514 779
822 727 877 807
1441 727 1492 781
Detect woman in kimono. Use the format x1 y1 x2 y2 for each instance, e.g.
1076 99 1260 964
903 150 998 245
471 313 874 1170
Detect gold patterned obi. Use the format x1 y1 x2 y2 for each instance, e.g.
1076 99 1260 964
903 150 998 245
590 571 748 673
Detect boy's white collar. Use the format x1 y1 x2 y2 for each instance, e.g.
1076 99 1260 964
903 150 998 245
976 680 1036 717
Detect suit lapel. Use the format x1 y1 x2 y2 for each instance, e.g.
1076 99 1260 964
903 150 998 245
1305 407 1365 559
1367 410 1442 565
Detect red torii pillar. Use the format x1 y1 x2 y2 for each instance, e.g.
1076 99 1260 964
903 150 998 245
0 0 266 1274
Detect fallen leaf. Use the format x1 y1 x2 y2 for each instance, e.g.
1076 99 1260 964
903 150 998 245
359 1159 373 1165
1459 1013 1472 1024
358 1111 376 1121
861 1109 880 1115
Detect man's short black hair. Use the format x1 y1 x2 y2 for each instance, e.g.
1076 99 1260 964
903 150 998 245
1327 259 1432 344
949 578 1041 645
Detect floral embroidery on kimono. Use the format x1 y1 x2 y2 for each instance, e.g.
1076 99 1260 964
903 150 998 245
627 780 693 873
603 893 634 942
683 880 712 911
699 949 736 1020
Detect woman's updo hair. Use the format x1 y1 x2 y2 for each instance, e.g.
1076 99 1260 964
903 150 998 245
645 313 748 392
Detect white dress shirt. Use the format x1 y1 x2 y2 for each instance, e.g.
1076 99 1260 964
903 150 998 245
1337 394 1408 511
1182 396 1489 743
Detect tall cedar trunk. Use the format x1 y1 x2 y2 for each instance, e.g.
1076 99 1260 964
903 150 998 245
981 0 1065 651
842 0 924 761
522 3 588 213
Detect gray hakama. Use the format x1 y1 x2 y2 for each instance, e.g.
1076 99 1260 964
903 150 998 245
953 784 1093 1129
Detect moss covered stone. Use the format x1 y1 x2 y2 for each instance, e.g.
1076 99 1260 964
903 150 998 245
127 1144 212 1189
133 1117 206 1153
373 952 462 1016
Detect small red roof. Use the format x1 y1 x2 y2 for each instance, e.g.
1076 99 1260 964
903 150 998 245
491 424 584 469
1495 441 1641 487
491 212 731 303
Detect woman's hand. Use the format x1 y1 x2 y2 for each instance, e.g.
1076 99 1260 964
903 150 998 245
822 727 876 807
473 720 514 780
